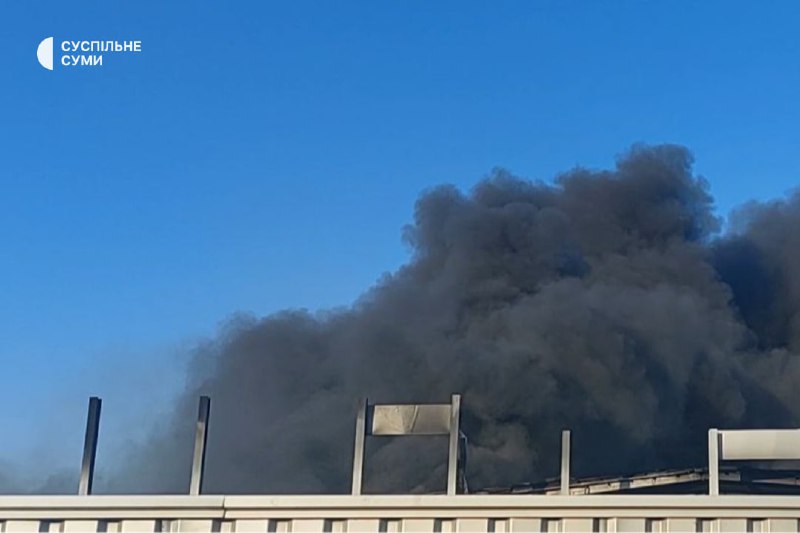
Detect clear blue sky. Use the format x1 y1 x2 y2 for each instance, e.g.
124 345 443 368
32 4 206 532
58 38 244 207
2 1 799 482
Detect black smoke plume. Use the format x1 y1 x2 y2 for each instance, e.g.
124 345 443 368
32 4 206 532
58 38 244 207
109 144 800 494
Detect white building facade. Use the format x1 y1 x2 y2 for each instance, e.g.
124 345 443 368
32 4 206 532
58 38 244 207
1 494 799 532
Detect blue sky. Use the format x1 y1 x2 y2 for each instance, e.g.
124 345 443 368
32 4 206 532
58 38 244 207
2 1 800 483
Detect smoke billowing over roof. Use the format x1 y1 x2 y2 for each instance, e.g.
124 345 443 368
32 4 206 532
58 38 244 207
54 145 800 494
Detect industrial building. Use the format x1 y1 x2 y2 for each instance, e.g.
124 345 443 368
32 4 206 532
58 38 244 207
3 396 800 532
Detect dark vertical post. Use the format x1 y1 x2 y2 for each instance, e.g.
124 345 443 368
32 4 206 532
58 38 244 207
447 394 461 495
351 398 368 495
78 396 102 495
190 396 211 495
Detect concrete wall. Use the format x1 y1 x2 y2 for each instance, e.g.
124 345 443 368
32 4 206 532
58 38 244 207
1 494 800 532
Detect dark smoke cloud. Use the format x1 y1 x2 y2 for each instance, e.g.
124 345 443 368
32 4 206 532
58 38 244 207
98 145 800 493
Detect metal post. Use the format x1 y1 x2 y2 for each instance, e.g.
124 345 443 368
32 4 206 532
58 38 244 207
78 396 102 495
708 428 720 495
457 431 469 494
189 396 211 495
560 429 571 495
447 394 461 495
351 398 368 495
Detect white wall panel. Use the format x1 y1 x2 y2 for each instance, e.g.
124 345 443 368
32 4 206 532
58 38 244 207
719 519 747 533
562 518 592 532
346 519 378 532
3 522 37 533
121 520 157 532
768 519 796 533
402 519 435 532
455 518 484 531
615 518 644 533
510 519 539 533
176 519 215 532
234 520 269 532
289 519 323 532
63 520 96 532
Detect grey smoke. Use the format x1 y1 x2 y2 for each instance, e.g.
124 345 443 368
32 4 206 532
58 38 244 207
90 145 800 493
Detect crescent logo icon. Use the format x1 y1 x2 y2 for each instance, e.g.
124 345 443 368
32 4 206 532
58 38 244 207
37 37 54 70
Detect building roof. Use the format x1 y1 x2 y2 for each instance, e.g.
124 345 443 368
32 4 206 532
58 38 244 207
476 466 800 495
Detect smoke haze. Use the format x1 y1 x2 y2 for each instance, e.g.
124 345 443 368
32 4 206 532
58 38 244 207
13 144 800 494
